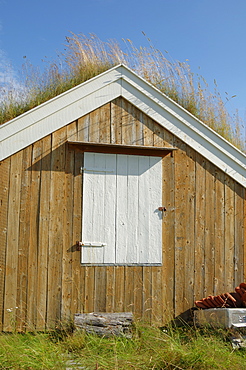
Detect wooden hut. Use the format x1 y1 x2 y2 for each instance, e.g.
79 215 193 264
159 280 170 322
0 64 245 331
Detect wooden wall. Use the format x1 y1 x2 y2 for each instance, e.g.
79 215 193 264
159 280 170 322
0 97 245 331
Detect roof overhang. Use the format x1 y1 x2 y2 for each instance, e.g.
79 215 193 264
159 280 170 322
0 64 245 187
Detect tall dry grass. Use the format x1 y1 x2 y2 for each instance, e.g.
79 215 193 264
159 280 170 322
0 32 245 151
1 323 246 369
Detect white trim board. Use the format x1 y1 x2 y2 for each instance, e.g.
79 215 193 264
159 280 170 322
0 64 245 187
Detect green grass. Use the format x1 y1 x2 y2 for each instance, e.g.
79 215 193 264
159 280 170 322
0 32 245 152
1 323 246 369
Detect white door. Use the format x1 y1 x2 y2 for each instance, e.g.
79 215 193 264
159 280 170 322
81 152 162 265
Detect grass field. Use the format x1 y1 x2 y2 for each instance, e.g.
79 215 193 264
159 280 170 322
1 322 246 369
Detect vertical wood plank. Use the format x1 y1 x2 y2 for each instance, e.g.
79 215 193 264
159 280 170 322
162 136 175 321
234 184 245 285
16 146 32 331
214 169 225 295
71 120 83 315
0 158 10 331
36 135 52 330
184 147 195 312
105 266 115 312
89 107 100 143
111 98 122 144
151 265 163 324
94 267 106 312
142 267 152 322
26 141 42 330
224 175 235 291
194 154 206 301
114 266 125 312
61 122 76 322
99 103 111 144
47 127 67 327
73 151 84 315
204 162 215 297
151 125 165 322
173 139 187 317
142 115 154 323
82 154 107 264
83 264 95 313
133 267 143 320
78 115 89 143
124 268 135 312
3 151 23 331
115 155 128 264
121 99 134 145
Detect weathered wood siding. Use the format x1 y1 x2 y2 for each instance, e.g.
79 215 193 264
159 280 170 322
0 97 245 331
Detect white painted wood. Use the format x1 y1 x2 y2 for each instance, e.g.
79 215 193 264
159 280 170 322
125 155 139 263
104 154 117 263
82 153 162 265
1 64 245 187
138 156 150 264
0 82 121 161
82 153 117 264
115 154 128 264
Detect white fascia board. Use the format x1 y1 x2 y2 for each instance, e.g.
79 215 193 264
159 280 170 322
118 66 246 187
0 67 122 161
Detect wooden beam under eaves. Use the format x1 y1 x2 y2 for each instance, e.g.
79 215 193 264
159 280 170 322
67 141 177 157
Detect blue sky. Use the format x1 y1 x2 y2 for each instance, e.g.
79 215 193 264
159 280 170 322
0 0 246 135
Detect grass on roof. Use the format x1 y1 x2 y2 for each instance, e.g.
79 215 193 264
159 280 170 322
0 32 245 152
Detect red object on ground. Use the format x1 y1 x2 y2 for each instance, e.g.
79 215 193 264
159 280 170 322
194 283 246 309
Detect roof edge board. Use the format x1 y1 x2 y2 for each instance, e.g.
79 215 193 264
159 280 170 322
0 81 122 161
121 77 246 169
120 79 246 187
0 66 123 136
119 65 246 162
